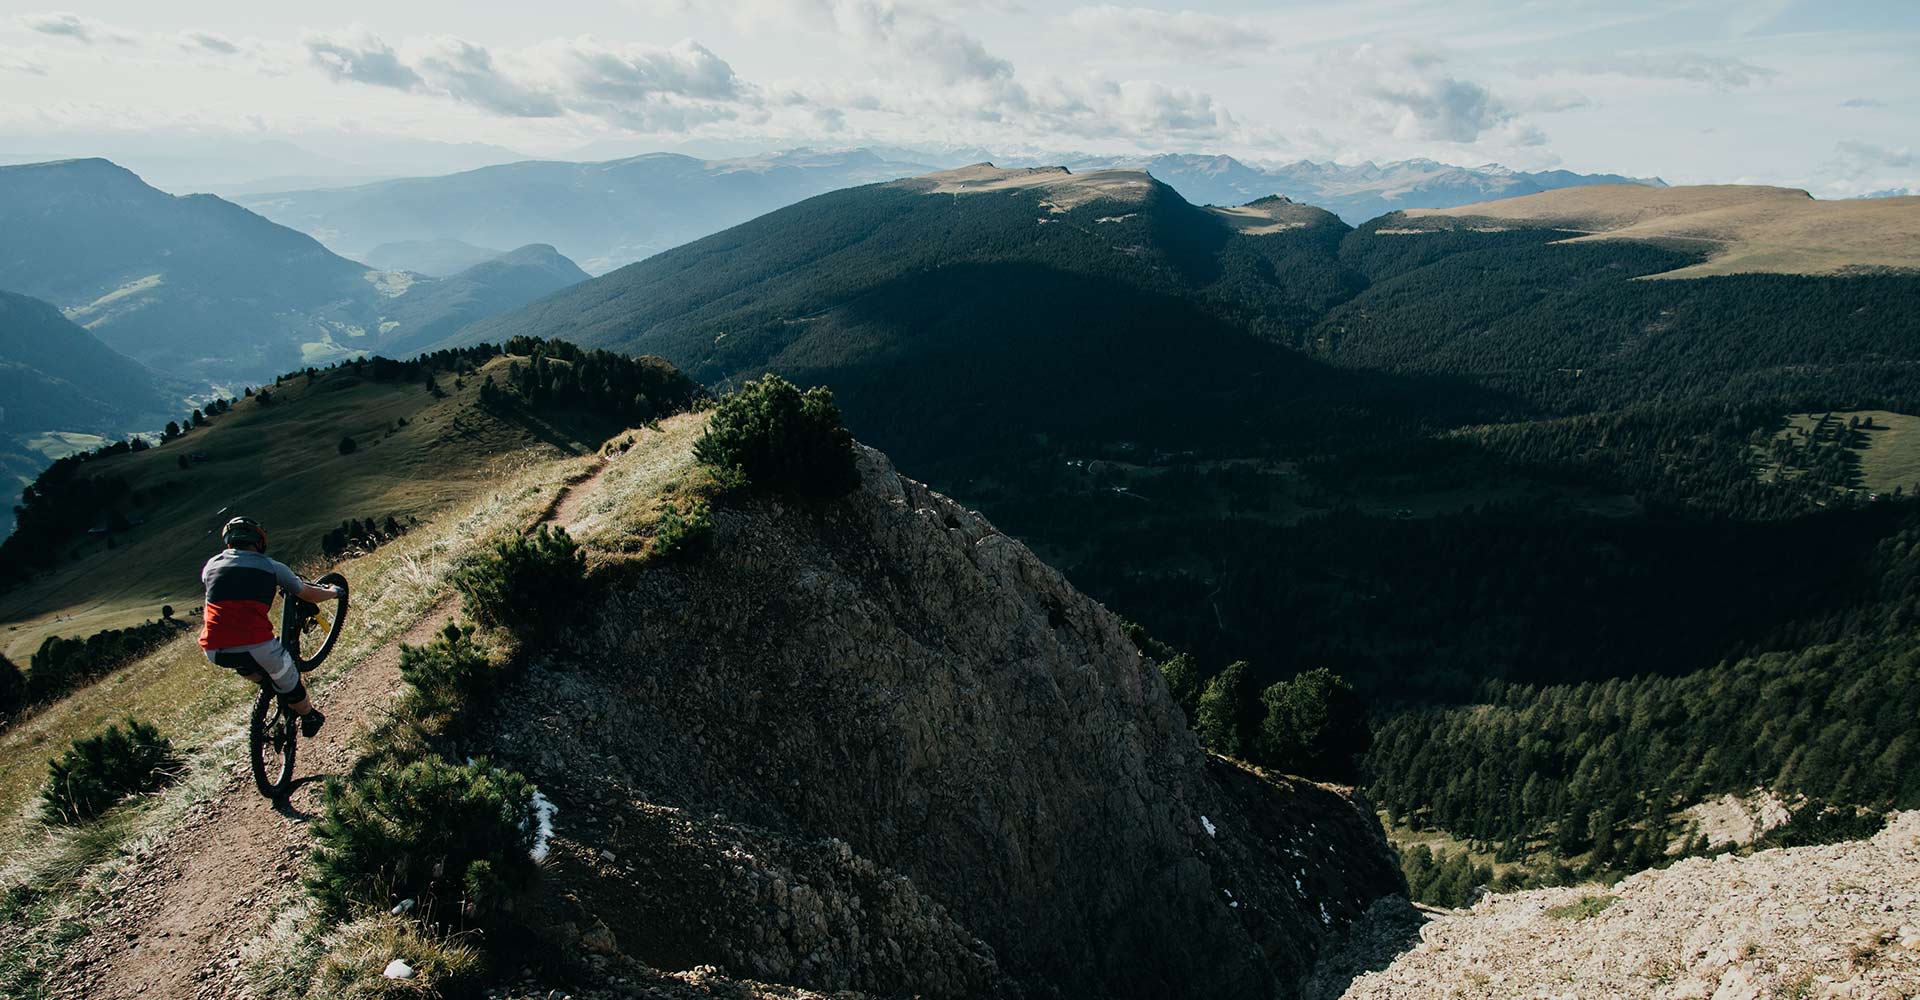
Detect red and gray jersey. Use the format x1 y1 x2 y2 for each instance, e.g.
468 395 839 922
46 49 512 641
199 548 304 650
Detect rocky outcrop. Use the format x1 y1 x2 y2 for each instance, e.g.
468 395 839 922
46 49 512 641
492 444 1403 999
1311 812 1920 999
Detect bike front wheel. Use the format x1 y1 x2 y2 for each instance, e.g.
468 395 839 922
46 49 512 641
250 687 297 799
283 572 349 672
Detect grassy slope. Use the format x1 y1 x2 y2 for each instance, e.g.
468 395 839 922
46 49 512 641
0 446 583 997
0 355 603 661
1803 411 1920 493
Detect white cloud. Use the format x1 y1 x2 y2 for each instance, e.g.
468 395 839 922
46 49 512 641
1836 140 1914 170
1314 46 1528 145
1841 97 1886 109
178 31 241 56
1531 52 1777 88
17 12 136 45
304 27 425 89
298 28 755 132
539 38 744 103
0 49 48 75
414 38 564 117
1063 6 1271 57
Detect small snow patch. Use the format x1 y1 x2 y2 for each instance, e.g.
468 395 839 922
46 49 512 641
1201 815 1217 838
528 790 558 862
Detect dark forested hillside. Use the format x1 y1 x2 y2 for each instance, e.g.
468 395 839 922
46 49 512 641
356 170 1920 875
455 168 1464 468
1317 222 1920 415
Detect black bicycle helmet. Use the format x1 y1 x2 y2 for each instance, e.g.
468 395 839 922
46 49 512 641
222 516 268 552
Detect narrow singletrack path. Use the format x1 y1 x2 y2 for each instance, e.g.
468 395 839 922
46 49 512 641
50 477 607 1000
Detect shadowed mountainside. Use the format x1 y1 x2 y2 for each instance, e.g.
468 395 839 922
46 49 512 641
488 437 1405 998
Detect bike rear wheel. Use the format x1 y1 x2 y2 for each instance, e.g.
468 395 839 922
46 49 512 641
283 571 349 671
250 686 297 799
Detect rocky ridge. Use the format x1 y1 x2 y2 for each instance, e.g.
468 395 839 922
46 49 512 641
486 441 1405 999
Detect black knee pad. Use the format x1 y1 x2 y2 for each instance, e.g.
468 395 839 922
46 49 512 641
277 679 308 708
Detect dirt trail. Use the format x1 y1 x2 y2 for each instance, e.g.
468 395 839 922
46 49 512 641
542 457 610 531
51 479 605 1000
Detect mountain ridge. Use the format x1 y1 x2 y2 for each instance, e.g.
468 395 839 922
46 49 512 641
1041 151 1665 223
234 147 935 274
1400 182 1920 277
0 158 591 380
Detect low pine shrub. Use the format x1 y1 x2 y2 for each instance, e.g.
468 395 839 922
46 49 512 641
693 374 858 498
652 499 714 558
397 622 499 725
449 525 585 638
42 717 178 823
1756 802 1889 848
311 755 538 917
0 653 22 721
25 620 177 705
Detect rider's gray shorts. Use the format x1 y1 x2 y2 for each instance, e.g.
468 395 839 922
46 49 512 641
206 638 300 695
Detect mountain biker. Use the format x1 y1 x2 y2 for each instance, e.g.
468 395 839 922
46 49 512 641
199 516 344 737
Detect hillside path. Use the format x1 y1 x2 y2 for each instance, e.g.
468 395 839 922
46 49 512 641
543 456 610 531
50 478 606 1000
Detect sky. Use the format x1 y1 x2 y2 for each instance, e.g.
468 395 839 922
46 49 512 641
1 0 1916 194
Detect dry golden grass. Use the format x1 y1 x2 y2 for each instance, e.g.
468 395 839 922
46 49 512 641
568 410 719 562
0 448 572 859
0 444 582 1000
1205 197 1333 234
1766 411 1920 494
1405 184 1920 279
1 356 605 661
900 163 1155 210
307 914 484 999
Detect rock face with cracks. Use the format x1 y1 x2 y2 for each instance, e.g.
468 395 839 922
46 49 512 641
495 444 1404 999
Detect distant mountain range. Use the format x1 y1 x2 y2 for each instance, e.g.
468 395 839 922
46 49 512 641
1041 153 1666 223
235 147 1662 272
360 239 510 277
0 158 590 382
233 148 935 275
1 132 531 195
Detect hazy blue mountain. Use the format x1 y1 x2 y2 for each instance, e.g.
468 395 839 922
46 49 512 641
0 288 174 533
0 289 167 434
0 159 589 381
4 131 532 195
377 245 591 354
1053 153 1665 223
361 238 508 276
235 148 933 274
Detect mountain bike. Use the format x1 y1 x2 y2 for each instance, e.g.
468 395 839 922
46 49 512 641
250 571 349 799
